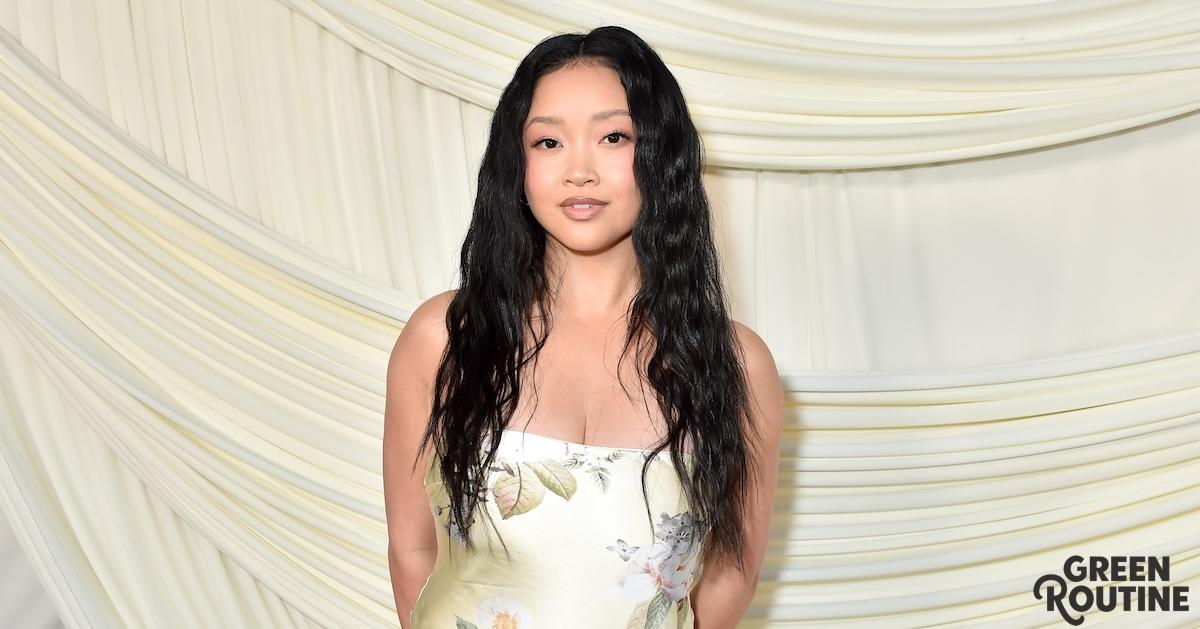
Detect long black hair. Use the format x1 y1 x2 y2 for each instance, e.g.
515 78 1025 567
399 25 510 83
415 25 761 576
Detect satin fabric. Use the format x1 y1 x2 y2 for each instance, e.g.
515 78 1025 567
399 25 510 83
412 429 705 628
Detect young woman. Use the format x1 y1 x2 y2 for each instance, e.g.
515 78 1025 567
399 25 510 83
384 25 784 629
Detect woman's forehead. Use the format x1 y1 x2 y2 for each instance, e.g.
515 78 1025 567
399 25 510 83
526 66 628 123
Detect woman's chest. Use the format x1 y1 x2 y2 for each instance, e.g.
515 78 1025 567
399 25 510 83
512 324 670 450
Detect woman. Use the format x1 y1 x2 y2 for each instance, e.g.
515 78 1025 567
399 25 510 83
384 25 784 629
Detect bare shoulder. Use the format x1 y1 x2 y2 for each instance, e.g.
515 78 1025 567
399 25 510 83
731 320 779 383
730 320 785 431
406 288 456 338
389 289 456 388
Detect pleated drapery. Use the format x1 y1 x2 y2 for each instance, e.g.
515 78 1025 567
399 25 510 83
279 0 1200 168
1 1 1198 627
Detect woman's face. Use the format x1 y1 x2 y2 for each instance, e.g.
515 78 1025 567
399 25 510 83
522 63 640 255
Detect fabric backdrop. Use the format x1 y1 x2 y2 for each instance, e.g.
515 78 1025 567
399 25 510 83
1 0 1198 627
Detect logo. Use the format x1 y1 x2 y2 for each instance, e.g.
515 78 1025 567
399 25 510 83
1033 555 1189 624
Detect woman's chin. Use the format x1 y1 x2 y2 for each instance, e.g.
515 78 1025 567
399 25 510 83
546 230 632 256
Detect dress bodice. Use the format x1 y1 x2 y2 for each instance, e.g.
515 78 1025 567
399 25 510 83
410 429 706 628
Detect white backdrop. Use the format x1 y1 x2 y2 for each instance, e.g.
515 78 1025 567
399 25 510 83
1 1 1198 627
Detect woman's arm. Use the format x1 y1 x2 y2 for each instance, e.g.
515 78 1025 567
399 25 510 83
691 322 785 628
383 291 454 627
389 548 435 629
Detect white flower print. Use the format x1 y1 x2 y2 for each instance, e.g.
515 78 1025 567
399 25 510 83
617 511 705 603
606 538 641 562
474 592 535 629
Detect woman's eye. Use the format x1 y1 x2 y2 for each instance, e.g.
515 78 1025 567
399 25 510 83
532 132 629 149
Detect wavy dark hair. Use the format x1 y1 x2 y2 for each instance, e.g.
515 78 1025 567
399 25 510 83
414 25 761 576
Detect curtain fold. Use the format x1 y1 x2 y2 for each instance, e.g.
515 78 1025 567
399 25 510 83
3 279 1198 626
277 0 1200 167
1 1 1198 627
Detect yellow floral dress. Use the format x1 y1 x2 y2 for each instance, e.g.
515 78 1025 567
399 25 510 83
410 429 706 629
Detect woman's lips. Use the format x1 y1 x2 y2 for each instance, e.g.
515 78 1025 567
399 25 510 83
562 203 607 220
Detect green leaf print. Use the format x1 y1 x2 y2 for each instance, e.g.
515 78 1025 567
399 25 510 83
525 458 578 500
492 461 546 519
591 465 613 493
562 450 625 493
644 590 671 629
626 589 671 629
453 617 478 629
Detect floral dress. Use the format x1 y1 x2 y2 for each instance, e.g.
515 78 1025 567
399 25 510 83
410 429 707 628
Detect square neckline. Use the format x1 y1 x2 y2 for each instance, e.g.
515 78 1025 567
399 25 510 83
501 428 696 459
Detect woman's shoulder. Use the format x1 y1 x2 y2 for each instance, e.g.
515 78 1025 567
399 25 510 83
390 290 456 383
404 289 456 337
730 319 782 399
730 319 770 361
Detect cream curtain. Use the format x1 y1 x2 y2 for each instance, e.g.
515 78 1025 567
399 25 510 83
1 1 1198 627
280 0 1200 169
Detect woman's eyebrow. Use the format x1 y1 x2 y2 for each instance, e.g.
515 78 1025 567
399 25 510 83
525 109 631 129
